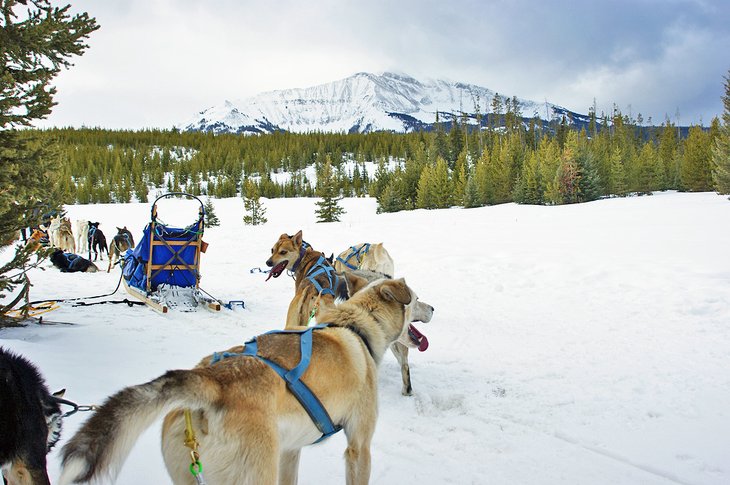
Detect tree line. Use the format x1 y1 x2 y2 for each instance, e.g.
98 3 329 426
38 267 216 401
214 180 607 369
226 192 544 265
36 101 725 212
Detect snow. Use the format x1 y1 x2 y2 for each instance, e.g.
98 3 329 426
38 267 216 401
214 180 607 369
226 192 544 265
2 191 730 484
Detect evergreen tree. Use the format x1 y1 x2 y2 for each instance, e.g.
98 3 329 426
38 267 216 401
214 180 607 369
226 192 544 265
712 70 730 195
242 179 268 226
462 172 482 208
608 146 628 197
377 178 404 213
204 198 220 227
416 164 436 209
658 120 678 189
514 151 543 204
315 157 345 222
1 0 97 322
680 126 713 191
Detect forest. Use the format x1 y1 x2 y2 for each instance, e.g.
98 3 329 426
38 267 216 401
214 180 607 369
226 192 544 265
38 106 722 214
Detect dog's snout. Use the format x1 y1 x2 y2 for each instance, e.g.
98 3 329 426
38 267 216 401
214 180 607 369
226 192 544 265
265 259 274 267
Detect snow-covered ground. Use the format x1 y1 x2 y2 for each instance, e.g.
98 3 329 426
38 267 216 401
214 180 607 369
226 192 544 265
2 191 729 485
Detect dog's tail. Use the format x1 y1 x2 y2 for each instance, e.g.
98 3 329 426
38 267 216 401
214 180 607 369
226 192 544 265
59 369 219 485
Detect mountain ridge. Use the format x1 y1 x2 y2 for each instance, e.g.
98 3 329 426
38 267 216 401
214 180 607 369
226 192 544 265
179 71 590 135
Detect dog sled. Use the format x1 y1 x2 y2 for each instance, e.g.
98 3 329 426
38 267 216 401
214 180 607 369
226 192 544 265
121 193 221 314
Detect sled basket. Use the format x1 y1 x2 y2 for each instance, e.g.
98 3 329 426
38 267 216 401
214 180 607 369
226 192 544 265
121 193 220 313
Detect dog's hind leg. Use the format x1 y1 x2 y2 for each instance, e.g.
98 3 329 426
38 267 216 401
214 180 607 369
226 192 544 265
390 342 413 396
343 403 376 485
278 449 301 485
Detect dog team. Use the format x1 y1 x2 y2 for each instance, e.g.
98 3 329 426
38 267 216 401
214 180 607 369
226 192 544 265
32 218 137 274
3 229 435 485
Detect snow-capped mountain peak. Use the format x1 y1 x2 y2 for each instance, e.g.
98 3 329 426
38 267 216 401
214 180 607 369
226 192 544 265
179 72 579 135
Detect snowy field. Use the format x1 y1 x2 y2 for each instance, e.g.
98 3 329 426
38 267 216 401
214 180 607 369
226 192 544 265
2 191 729 485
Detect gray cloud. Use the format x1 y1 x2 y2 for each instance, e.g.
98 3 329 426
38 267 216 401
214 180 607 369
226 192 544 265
39 0 730 129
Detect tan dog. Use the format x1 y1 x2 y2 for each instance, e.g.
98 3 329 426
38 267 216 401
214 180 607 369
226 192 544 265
346 269 431 396
58 278 434 485
333 243 395 277
266 231 350 329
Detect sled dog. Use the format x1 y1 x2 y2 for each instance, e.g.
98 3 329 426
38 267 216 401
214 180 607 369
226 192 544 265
266 231 350 329
107 227 135 272
57 217 75 253
46 216 62 249
1 348 65 485
87 222 108 261
50 249 99 273
347 269 431 395
333 243 394 278
75 220 89 254
59 278 433 485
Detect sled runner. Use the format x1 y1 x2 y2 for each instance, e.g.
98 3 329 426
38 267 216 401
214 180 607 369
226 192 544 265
121 193 221 313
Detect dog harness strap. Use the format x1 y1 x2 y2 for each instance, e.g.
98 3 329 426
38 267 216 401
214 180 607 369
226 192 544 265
209 325 341 442
305 256 339 297
336 243 371 271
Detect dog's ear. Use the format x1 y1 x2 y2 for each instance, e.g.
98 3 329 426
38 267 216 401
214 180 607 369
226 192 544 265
52 388 66 398
343 272 369 296
117 227 122 231
379 278 411 305
293 230 303 247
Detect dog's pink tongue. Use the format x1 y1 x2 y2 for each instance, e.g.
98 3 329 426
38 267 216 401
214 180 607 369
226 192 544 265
408 324 429 352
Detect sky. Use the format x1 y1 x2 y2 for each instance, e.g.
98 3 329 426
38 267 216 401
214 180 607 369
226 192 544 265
35 0 730 130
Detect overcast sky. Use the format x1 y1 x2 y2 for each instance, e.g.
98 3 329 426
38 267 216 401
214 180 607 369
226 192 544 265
36 0 730 130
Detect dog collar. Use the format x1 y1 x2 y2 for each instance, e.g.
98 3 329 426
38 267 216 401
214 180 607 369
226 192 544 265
290 246 307 273
324 322 374 360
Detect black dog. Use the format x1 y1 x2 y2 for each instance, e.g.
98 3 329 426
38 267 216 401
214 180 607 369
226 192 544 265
50 249 99 273
0 348 64 485
87 222 108 261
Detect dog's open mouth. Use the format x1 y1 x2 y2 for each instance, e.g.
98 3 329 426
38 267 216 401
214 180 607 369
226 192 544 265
266 260 288 281
408 324 429 352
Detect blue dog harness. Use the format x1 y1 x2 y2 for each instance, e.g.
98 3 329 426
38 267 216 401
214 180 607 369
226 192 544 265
336 243 371 271
305 255 341 297
210 325 342 443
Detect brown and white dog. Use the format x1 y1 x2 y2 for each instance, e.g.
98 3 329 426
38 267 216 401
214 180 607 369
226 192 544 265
57 218 75 254
59 278 434 485
265 231 350 329
346 269 431 396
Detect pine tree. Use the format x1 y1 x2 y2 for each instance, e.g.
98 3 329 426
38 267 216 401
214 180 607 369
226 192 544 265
514 151 542 204
1 1 98 322
462 172 482 208
377 178 404 213
608 146 628 197
680 126 713 191
242 179 268 226
431 157 453 208
204 198 220 227
315 157 345 223
712 70 730 195
416 164 436 209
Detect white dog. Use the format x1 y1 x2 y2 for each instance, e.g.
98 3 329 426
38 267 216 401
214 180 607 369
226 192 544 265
47 216 62 249
76 220 89 254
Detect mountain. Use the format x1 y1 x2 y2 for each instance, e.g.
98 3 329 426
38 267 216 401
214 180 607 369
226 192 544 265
179 71 590 135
